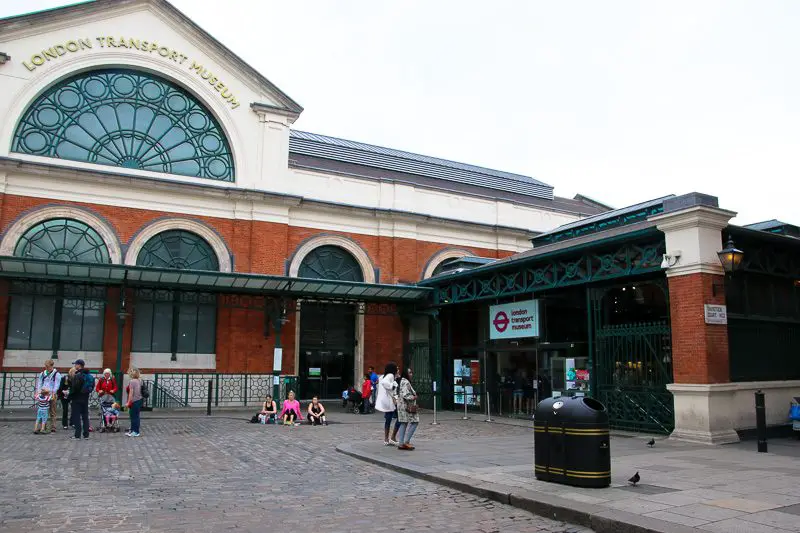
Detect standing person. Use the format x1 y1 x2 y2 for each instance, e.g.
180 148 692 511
369 366 379 409
125 367 143 437
57 369 72 430
375 362 400 446
360 374 373 414
33 387 52 434
69 359 94 440
34 360 61 433
395 368 420 450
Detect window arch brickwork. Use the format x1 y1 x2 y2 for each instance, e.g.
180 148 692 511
135 230 219 271
298 245 364 282
14 218 110 263
12 68 234 181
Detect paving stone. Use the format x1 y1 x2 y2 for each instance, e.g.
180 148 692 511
642 510 711 527
699 517 794 533
739 509 800 530
705 497 783 513
0 416 590 533
667 503 747 522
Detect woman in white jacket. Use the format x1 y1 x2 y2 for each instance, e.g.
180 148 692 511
375 362 400 445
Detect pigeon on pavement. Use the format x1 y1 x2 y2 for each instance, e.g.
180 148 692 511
647 438 655 447
628 472 640 486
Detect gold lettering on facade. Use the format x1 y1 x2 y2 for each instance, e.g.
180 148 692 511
23 35 242 110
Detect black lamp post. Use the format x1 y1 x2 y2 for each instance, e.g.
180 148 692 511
717 236 744 274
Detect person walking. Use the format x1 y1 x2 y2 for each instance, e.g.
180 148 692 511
395 368 420 450
125 367 143 437
375 362 400 446
368 366 379 409
34 359 61 433
69 359 94 440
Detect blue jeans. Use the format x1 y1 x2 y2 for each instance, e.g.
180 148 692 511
130 399 142 433
397 422 418 445
383 411 401 432
72 397 90 438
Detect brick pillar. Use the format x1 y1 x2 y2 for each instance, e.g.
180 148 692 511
652 193 738 444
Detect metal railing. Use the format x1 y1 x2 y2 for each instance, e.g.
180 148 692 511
1 371 100 409
150 373 298 408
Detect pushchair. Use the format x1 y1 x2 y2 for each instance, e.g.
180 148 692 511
99 399 120 433
345 388 363 414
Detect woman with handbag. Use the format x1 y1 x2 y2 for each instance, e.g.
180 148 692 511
396 368 419 450
376 362 400 446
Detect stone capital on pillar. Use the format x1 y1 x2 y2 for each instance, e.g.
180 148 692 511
648 193 740 444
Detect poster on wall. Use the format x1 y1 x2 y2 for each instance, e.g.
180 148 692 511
565 358 576 390
470 360 480 385
489 300 540 339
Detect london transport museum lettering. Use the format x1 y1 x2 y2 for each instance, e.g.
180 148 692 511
21 36 240 109
489 300 540 340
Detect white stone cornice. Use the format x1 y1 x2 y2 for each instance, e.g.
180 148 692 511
651 205 737 233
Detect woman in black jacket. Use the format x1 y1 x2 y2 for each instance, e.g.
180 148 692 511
57 368 73 429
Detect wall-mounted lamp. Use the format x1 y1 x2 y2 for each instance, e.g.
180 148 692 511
712 236 744 296
661 250 682 269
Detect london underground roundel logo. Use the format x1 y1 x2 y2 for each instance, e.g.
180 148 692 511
493 311 509 333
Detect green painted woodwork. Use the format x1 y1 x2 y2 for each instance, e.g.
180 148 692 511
12 69 234 181
136 230 219 271
298 245 364 282
14 219 110 263
435 238 665 305
534 204 665 247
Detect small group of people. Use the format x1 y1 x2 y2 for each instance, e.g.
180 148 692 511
255 391 328 426
33 358 145 439
375 362 419 450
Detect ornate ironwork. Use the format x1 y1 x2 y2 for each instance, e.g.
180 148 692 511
136 230 219 271
1 371 100 409
406 340 433 409
12 68 234 181
150 373 298 408
435 238 665 305
14 219 110 263
298 245 364 282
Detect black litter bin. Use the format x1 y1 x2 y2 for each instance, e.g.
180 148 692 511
534 396 610 488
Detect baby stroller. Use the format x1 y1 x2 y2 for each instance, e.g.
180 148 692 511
99 400 120 433
346 388 363 414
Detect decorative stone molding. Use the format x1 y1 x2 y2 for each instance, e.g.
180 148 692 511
125 218 232 272
422 248 475 280
3 350 103 369
0 205 122 263
130 352 216 370
288 235 375 283
651 205 736 278
668 380 800 444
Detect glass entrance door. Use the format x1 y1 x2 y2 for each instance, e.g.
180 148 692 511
299 302 356 399
299 349 351 399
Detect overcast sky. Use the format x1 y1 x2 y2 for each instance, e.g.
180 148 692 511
2 0 799 224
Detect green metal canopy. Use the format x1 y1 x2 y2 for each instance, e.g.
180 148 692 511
0 256 431 303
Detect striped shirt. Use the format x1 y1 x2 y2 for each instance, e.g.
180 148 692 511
37 394 51 408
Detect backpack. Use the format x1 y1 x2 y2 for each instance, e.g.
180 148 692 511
81 372 95 395
140 382 150 400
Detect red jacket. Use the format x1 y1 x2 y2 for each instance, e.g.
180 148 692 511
96 376 118 397
361 379 372 399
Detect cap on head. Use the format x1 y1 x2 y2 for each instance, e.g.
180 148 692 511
72 359 85 367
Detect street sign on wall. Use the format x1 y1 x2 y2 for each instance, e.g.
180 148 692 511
489 299 540 340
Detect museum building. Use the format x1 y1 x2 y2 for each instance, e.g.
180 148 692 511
1 0 798 444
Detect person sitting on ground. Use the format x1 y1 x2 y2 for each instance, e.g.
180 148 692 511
307 396 327 426
34 387 52 435
259 395 278 424
361 374 373 414
279 391 303 426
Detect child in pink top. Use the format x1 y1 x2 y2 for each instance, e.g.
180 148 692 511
280 391 303 426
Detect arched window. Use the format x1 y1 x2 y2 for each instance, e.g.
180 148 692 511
6 218 108 353
298 245 364 282
133 231 218 356
14 218 110 263
135 230 219 271
12 69 234 181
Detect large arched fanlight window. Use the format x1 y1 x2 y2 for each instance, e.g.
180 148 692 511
298 245 364 282
12 69 234 181
14 218 110 263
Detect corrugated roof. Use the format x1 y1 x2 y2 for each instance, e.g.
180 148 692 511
289 130 554 200
532 195 674 244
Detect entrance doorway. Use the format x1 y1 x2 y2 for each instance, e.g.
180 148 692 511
299 302 355 399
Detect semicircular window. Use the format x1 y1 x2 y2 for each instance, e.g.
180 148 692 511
298 245 364 282
136 230 219 271
12 69 234 181
14 218 110 263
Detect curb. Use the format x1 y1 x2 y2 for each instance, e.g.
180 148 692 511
336 444 697 533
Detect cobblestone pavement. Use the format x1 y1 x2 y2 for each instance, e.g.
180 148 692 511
0 411 592 533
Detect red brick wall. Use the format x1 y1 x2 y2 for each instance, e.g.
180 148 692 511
0 194 518 372
668 272 730 384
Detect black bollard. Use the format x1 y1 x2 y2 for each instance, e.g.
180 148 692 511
755 390 767 453
207 379 213 416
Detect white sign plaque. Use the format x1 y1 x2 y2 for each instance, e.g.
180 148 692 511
273 347 283 372
704 304 728 325
489 300 540 340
